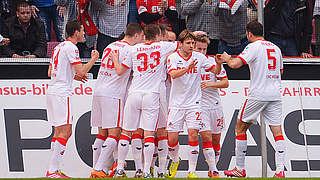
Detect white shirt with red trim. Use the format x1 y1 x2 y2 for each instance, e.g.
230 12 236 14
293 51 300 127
167 51 215 109
122 41 179 93
47 40 81 96
238 39 283 101
94 41 132 99
201 56 227 109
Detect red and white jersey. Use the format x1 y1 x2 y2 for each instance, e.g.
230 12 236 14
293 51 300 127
167 51 215 109
238 39 283 101
136 0 176 27
47 40 81 96
94 40 131 99
122 41 179 93
201 56 228 109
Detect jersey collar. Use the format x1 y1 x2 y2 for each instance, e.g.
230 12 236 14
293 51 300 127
177 51 192 61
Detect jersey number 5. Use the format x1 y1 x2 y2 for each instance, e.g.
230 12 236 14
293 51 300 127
267 49 276 70
137 51 160 72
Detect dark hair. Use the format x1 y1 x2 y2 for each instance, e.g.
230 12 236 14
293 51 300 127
16 1 31 12
66 20 82 38
246 20 263 37
144 24 161 40
158 24 168 36
125 23 143 37
178 29 196 43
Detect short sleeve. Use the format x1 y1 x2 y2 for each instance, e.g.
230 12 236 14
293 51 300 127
237 43 256 65
161 41 179 56
217 66 228 79
201 55 215 71
168 0 177 10
167 54 177 73
121 48 133 69
279 51 283 70
136 0 147 14
68 46 81 65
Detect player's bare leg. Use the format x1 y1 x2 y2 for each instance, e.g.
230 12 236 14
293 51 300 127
200 131 219 178
131 128 144 177
92 127 120 177
116 129 132 177
212 133 221 164
187 128 200 177
143 130 156 178
270 125 286 177
156 127 168 177
47 124 72 178
224 119 251 177
167 132 180 178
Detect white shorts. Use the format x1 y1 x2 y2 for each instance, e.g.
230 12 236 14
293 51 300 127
200 106 225 134
122 92 159 131
47 95 72 127
90 96 123 129
157 82 168 129
166 108 202 132
238 99 282 126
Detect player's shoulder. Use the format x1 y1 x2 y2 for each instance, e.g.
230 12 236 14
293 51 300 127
193 51 207 60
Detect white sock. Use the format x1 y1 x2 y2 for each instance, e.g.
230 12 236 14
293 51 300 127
157 137 168 174
188 141 199 172
235 134 247 171
275 135 286 173
131 134 143 170
143 136 155 174
113 143 118 163
213 144 221 164
202 142 217 172
92 134 106 169
95 136 118 171
151 146 158 168
168 141 179 163
48 137 67 173
117 134 131 170
51 137 57 151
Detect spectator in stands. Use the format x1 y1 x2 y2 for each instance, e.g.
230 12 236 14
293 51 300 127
32 0 64 42
216 1 249 55
181 0 219 55
91 0 129 57
1 2 47 58
128 0 138 23
173 0 187 36
55 0 97 58
136 0 178 31
313 0 320 56
265 0 313 58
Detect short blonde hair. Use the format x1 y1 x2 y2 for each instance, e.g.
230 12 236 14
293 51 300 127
178 30 196 43
195 36 210 45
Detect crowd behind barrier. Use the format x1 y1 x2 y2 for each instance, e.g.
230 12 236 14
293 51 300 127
0 0 320 59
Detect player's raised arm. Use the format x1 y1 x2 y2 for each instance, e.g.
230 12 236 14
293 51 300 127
217 52 244 69
73 50 99 77
201 77 229 90
110 50 130 75
48 64 52 77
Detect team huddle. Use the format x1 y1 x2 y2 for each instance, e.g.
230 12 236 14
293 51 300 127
45 20 286 178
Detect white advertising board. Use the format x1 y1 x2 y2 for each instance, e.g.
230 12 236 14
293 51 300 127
0 80 319 178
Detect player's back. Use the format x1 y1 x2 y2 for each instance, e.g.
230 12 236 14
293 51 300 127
48 40 81 96
123 41 178 93
238 39 283 101
94 40 131 99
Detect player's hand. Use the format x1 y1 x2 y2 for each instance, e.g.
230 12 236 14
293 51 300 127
201 81 210 90
217 52 231 62
12 54 23 58
1 38 10 46
91 50 99 61
187 59 198 70
74 74 88 83
110 50 119 63
208 0 213 4
301 52 313 58
215 55 224 65
31 5 39 18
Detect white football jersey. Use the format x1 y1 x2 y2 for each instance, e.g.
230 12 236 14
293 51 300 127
201 56 228 109
167 51 215 109
47 40 81 96
238 39 283 101
94 41 131 99
122 41 179 93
